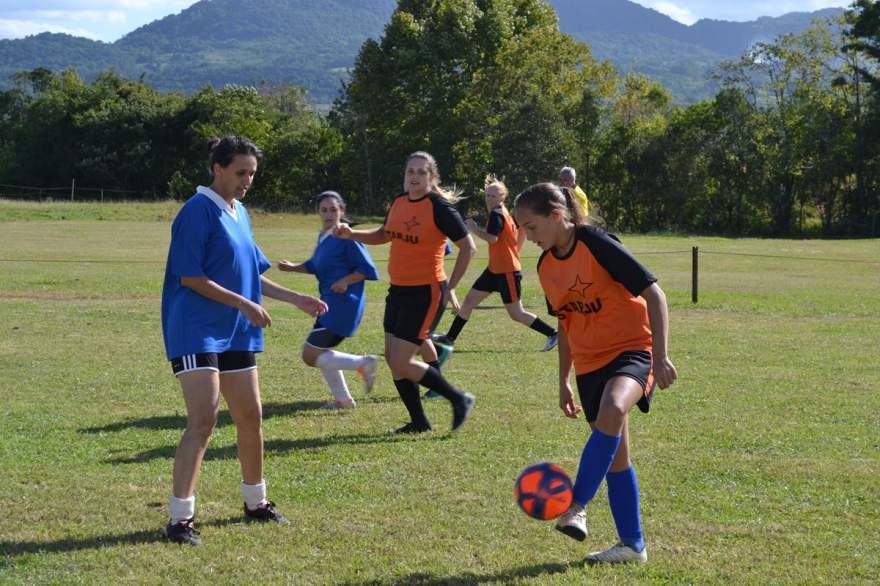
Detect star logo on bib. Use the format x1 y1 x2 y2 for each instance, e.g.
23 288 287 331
568 275 593 297
404 216 420 231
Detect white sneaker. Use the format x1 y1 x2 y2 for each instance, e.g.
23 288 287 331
357 355 378 393
586 542 647 564
554 505 587 541
541 332 559 352
321 399 356 409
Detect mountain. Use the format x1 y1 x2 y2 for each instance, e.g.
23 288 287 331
0 0 846 105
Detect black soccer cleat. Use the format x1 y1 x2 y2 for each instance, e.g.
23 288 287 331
393 421 433 434
164 517 200 546
244 501 290 525
432 333 455 347
451 392 475 432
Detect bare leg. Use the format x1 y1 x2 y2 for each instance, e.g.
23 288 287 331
172 370 221 498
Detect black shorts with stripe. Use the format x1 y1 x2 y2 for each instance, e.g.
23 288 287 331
170 351 257 377
472 268 521 304
383 281 447 345
575 350 655 423
305 322 347 349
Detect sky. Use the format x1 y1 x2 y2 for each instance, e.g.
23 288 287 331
0 0 855 43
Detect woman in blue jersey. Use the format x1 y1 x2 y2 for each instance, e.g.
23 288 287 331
161 136 327 546
278 191 380 409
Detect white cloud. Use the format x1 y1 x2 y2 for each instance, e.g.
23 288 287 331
0 18 101 40
26 10 127 24
647 1 698 25
0 1 197 41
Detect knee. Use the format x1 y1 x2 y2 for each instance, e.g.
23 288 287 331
596 402 627 433
235 405 263 432
186 414 217 445
301 350 317 368
387 355 413 380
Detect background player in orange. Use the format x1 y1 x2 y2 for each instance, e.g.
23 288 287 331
513 182 677 564
433 175 558 352
335 151 476 433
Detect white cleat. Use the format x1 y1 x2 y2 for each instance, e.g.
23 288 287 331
554 505 587 542
357 355 379 393
321 399 356 410
586 542 648 564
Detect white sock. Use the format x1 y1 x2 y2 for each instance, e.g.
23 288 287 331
240 480 267 510
320 368 353 402
315 349 366 371
169 495 195 524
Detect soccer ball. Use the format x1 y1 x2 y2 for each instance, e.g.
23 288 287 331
514 462 573 520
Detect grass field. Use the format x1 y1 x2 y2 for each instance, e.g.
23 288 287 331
1 200 878 585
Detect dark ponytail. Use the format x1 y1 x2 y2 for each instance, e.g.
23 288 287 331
514 183 586 225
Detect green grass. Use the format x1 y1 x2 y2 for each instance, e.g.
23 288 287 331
1 201 878 584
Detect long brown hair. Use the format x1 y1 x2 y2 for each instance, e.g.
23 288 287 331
513 182 587 225
407 151 463 203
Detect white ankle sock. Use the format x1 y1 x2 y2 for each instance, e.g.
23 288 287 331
315 350 365 371
240 480 267 510
320 368 353 402
169 495 195 524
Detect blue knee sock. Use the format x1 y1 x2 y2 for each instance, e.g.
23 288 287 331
572 429 621 507
607 466 645 552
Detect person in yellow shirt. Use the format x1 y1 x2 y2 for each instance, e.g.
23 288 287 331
559 166 589 217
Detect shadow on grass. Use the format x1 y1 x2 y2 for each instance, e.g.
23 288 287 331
339 559 590 585
80 398 401 434
0 516 242 559
107 431 447 464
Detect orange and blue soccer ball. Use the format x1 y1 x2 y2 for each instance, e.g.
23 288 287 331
514 462 573 520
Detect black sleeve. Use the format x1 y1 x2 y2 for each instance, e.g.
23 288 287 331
579 226 657 296
431 196 468 242
485 209 504 236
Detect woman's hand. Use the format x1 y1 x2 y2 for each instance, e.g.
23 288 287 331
330 278 349 294
294 294 328 317
447 288 461 314
334 223 353 239
277 259 298 272
239 299 272 328
559 385 582 419
653 355 678 389
465 218 479 232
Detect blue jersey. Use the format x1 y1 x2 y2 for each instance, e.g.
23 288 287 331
162 190 271 359
304 232 379 337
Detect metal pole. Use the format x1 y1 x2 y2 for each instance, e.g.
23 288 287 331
101 188 104 204
71 179 75 201
691 246 699 304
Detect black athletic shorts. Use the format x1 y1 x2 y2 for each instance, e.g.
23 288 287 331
383 281 447 345
305 322 347 349
575 350 655 422
472 268 522 304
170 351 257 377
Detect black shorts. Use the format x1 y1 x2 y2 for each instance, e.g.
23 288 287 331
472 268 522 304
304 323 347 349
575 351 655 423
383 281 447 345
170 351 257 377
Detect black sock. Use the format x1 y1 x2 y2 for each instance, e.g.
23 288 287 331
446 316 468 341
418 366 464 403
529 317 556 337
393 379 430 427
427 360 440 372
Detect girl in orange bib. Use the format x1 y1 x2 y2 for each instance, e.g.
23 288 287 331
513 182 677 564
335 152 477 433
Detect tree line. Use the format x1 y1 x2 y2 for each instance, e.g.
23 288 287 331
0 0 877 237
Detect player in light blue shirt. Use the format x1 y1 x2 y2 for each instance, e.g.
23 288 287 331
278 191 380 409
161 136 327 546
